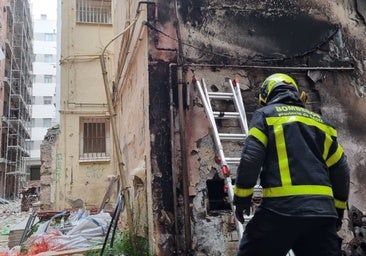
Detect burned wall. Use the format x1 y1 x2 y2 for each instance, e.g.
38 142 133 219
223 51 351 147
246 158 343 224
178 1 344 65
147 0 366 255
148 61 176 255
175 0 366 209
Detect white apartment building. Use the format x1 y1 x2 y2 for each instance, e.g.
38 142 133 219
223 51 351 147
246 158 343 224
28 13 57 182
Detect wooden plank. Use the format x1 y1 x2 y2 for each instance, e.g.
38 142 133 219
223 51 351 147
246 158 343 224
99 175 119 212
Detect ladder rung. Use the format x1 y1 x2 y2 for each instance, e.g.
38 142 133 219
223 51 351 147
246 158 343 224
225 157 240 165
218 133 246 140
213 111 240 119
207 92 233 100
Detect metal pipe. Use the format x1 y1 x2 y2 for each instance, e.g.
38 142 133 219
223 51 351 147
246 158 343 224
169 63 180 252
185 63 354 71
67 101 108 107
174 0 192 252
59 110 108 114
177 66 192 253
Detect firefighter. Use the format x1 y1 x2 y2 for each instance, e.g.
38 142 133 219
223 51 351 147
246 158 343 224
233 73 350 256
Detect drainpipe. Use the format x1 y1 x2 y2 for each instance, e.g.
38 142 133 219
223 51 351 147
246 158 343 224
169 63 182 254
173 0 192 253
160 31 192 256
177 65 192 254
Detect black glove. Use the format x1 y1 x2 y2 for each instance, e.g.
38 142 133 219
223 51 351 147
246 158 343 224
234 196 252 224
336 208 344 231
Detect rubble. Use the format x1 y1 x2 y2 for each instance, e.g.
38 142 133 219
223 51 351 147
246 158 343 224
1 178 119 255
0 200 28 250
0 206 111 256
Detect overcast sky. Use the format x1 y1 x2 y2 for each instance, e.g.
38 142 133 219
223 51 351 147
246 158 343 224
30 0 57 20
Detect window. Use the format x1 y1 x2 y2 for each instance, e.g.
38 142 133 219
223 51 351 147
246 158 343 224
44 96 52 105
26 140 34 150
44 33 55 41
44 75 53 83
44 54 54 63
76 0 112 24
80 117 110 160
43 118 52 127
30 166 41 181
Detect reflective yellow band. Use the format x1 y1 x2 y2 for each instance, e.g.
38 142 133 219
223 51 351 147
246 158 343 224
326 144 344 167
262 185 333 197
234 186 254 197
323 134 332 161
273 124 292 186
249 127 268 147
334 199 347 209
266 116 337 136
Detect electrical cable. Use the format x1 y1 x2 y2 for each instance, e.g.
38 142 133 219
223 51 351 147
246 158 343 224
100 190 125 256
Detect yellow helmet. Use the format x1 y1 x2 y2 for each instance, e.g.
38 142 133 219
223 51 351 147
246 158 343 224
258 73 299 105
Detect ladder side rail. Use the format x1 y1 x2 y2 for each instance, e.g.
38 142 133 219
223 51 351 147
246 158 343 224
228 79 249 135
194 79 227 166
200 78 230 166
201 78 213 112
225 176 245 238
232 79 249 135
196 78 246 240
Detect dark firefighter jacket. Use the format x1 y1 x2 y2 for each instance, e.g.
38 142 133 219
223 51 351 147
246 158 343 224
233 88 350 218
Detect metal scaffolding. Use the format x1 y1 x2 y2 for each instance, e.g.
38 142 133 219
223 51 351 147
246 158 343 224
1 0 32 199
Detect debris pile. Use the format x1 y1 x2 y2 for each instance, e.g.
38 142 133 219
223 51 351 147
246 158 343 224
0 199 28 249
0 208 111 256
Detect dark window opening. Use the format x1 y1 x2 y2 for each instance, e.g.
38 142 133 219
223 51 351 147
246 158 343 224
30 166 40 180
83 122 106 153
207 179 232 211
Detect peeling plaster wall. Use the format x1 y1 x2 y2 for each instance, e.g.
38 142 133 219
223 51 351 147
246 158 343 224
112 0 155 252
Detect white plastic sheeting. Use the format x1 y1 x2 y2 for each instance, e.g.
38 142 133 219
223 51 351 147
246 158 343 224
25 210 112 252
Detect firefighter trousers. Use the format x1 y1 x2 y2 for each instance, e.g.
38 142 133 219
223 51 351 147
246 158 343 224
237 207 342 256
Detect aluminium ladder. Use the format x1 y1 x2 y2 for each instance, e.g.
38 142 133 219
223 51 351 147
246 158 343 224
193 76 295 256
193 76 250 239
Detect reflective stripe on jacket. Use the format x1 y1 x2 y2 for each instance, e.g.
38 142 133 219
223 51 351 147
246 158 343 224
234 101 349 217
